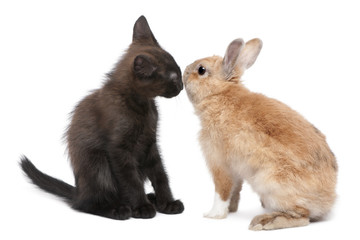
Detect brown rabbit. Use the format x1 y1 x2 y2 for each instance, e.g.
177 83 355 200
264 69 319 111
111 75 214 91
183 38 337 230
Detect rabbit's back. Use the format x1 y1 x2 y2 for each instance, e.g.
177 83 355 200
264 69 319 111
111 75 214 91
200 85 335 167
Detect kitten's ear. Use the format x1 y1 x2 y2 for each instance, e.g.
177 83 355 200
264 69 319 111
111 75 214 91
132 16 159 46
133 55 157 78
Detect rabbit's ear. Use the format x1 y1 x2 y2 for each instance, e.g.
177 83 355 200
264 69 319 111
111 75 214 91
223 39 244 79
238 38 262 70
132 16 159 46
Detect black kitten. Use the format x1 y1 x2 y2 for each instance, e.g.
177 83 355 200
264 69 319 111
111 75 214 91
20 16 184 220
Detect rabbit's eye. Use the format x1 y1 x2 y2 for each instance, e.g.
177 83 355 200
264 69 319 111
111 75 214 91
198 66 206 75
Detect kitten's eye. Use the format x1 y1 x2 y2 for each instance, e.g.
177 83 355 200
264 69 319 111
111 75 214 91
198 66 206 75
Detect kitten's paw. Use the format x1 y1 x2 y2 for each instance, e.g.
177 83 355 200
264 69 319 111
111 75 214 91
116 205 132 220
159 200 184 214
146 193 184 214
99 206 131 220
132 204 156 219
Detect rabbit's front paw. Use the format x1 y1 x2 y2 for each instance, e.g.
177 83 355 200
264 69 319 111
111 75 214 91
203 193 229 219
204 209 228 219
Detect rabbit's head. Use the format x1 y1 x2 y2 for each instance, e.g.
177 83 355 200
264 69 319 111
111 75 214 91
183 38 262 104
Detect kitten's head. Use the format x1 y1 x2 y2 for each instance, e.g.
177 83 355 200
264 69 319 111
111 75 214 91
129 16 183 98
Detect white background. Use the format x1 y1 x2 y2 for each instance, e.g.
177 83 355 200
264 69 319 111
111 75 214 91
1 0 359 239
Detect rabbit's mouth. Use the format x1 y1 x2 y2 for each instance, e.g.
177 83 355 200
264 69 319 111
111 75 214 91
182 67 191 86
183 77 197 104
183 63 197 87
182 76 188 88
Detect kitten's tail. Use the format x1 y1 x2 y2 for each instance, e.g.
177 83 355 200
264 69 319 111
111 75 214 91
20 156 75 202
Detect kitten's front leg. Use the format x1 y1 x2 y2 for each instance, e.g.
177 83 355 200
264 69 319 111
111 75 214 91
145 144 184 214
108 148 156 219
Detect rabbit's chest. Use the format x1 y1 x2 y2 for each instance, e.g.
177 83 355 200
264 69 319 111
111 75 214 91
201 113 255 150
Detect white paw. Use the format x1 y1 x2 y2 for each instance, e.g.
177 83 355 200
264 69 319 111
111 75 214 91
203 192 230 219
204 209 228 219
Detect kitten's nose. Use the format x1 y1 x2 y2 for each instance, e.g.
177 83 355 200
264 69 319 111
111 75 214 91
170 72 183 91
169 72 178 81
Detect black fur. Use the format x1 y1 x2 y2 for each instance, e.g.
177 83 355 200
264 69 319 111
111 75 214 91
20 16 184 220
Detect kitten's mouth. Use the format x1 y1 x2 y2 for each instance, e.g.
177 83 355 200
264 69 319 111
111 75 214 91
162 82 183 98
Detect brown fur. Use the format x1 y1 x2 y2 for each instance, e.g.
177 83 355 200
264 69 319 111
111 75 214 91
184 38 337 230
229 179 243 212
211 165 233 201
